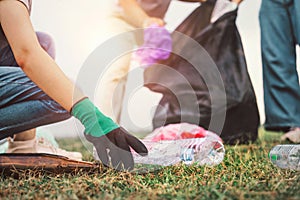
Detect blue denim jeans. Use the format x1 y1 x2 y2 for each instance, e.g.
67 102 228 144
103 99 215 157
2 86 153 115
259 0 300 130
0 66 71 140
0 33 70 140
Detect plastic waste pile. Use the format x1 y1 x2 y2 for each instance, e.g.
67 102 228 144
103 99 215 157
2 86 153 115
132 123 225 167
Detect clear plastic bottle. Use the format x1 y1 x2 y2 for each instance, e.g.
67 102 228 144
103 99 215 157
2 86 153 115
132 137 225 167
269 145 300 170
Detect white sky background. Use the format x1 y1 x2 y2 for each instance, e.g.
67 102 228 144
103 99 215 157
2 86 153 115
31 0 300 137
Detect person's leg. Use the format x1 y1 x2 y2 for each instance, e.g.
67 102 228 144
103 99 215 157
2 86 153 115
6 129 36 153
0 32 69 139
292 0 300 45
0 32 59 139
259 0 300 131
0 66 71 140
0 33 82 159
278 0 300 142
95 17 136 123
0 67 83 160
13 129 35 141
10 32 56 142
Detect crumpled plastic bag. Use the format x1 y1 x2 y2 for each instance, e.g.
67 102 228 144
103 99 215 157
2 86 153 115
132 123 225 167
144 122 223 143
133 24 172 68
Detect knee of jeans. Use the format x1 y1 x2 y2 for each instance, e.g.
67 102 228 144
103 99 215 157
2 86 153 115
36 31 56 59
40 99 69 116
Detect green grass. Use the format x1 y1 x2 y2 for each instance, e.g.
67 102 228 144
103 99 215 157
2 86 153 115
0 128 299 200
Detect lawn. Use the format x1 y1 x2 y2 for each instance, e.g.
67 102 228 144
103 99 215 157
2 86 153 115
0 128 299 200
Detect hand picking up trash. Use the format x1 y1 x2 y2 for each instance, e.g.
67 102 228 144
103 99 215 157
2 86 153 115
133 24 172 68
131 123 225 167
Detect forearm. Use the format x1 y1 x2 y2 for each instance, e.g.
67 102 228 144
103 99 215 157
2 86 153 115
19 48 84 112
118 0 149 27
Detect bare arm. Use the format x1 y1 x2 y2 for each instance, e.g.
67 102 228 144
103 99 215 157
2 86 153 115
118 0 165 27
0 0 84 111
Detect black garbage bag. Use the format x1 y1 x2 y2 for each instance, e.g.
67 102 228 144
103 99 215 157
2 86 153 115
144 1 260 144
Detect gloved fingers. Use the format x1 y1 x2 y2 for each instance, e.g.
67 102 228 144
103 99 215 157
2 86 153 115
96 145 110 168
85 135 110 167
124 130 148 156
107 135 133 171
109 127 148 155
115 135 134 171
108 150 123 171
106 136 123 170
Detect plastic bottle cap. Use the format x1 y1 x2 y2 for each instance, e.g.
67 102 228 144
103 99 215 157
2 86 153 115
270 154 278 161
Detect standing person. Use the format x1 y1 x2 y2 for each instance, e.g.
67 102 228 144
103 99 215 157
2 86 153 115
96 0 212 125
0 0 147 171
259 0 300 143
95 0 171 124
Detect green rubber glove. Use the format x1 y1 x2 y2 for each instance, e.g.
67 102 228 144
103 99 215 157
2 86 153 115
71 98 119 137
71 98 148 171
